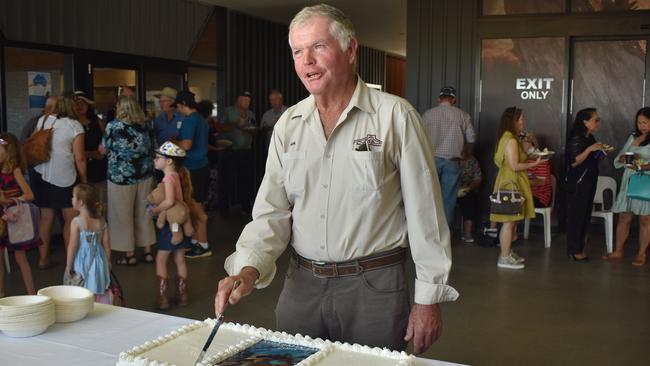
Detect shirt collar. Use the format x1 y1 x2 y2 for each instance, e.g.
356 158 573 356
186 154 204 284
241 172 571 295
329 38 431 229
292 76 376 121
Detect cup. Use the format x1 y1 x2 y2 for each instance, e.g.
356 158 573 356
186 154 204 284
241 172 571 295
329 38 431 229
624 152 635 165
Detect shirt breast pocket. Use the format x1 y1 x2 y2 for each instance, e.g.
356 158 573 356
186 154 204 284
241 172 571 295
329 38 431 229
349 151 384 192
281 151 306 194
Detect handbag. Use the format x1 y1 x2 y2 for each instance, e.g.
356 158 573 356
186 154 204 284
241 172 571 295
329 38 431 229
23 115 56 167
3 199 40 246
490 180 525 215
627 172 650 201
63 271 84 286
108 270 125 306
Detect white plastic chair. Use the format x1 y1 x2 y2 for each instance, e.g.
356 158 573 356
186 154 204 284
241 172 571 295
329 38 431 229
524 176 556 248
3 248 9 273
591 176 617 254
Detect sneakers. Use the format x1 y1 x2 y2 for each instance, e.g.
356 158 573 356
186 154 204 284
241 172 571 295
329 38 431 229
461 235 475 243
511 251 525 263
185 244 212 258
497 253 525 269
483 227 498 239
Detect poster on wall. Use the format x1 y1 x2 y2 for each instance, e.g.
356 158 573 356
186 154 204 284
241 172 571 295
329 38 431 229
28 72 52 109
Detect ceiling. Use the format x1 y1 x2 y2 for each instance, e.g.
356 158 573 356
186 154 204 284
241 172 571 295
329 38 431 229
197 0 406 56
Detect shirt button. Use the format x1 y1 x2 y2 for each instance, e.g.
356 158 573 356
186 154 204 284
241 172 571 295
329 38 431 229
325 154 331 159
323 184 328 188
320 214 325 219
320 246 325 250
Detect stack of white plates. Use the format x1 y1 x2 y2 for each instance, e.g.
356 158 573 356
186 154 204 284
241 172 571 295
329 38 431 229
0 295 56 337
37 286 94 323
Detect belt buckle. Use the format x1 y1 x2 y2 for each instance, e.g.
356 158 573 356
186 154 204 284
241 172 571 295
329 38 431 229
311 260 328 278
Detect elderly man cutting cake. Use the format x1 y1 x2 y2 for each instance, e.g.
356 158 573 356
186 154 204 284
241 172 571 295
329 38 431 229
214 3 458 354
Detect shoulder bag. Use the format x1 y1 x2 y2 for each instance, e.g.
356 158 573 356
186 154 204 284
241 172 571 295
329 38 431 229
23 115 56 167
3 199 40 246
627 172 650 201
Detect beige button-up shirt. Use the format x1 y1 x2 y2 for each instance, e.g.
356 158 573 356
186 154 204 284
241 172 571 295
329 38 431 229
225 78 459 305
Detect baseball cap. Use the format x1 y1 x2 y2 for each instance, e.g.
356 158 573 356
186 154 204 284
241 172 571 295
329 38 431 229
154 87 178 100
155 141 186 158
172 90 196 107
238 91 252 99
439 86 457 98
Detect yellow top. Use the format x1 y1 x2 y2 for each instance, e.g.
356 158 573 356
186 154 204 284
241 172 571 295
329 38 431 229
490 131 535 222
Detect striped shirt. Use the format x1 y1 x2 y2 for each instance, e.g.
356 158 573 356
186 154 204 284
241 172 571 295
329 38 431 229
527 159 552 207
422 103 475 159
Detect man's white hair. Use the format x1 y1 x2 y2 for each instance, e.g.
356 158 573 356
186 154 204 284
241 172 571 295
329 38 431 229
289 3 356 52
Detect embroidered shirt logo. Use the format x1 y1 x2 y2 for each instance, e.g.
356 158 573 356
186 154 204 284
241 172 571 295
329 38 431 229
353 134 383 151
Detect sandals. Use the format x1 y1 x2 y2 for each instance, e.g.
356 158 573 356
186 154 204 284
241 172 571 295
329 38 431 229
143 252 155 264
632 254 646 267
116 255 137 266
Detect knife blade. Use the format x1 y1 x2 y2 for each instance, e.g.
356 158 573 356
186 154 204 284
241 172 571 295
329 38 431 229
195 280 240 365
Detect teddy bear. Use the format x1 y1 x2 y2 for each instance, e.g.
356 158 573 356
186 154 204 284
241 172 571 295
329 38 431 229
147 185 195 245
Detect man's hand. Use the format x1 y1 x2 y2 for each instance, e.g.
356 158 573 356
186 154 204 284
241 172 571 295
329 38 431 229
404 303 442 354
214 266 260 316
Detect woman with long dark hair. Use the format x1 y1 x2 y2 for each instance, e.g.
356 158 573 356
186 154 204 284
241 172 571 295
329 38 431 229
74 91 107 203
565 108 603 261
603 107 650 265
490 107 542 269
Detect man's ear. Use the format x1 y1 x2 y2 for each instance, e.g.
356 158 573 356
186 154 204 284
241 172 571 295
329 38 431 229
347 37 358 65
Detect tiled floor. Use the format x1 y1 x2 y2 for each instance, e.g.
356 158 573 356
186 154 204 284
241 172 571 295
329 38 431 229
2 213 648 365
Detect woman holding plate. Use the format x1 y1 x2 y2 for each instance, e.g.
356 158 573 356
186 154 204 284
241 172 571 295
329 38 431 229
603 107 650 266
565 108 604 262
490 107 542 269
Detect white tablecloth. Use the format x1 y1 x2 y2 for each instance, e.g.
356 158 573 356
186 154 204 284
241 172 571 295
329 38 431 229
0 304 464 366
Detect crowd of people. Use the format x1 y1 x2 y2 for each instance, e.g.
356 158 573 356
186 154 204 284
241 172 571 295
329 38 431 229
0 2 648 357
0 85 286 307
423 91 650 269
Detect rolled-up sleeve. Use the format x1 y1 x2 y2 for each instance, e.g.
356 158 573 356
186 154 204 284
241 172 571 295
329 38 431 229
223 121 292 288
399 109 459 305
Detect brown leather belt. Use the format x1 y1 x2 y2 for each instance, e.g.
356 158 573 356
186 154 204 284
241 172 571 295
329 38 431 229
295 248 406 278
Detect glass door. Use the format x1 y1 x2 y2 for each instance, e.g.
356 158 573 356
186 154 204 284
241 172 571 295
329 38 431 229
570 39 648 180
92 67 137 121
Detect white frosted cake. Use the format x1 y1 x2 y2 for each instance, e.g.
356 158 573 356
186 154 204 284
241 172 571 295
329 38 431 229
117 319 415 366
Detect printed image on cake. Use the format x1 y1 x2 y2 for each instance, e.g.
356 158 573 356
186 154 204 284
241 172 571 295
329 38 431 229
117 319 415 366
218 339 318 365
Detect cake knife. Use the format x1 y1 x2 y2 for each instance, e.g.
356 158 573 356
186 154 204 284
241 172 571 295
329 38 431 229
195 280 240 365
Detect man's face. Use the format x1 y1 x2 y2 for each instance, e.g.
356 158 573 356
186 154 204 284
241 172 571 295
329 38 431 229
269 93 283 109
159 96 174 113
237 96 251 110
290 16 356 96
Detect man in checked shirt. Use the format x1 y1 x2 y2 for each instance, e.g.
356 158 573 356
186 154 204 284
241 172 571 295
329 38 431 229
214 4 458 354
422 86 476 227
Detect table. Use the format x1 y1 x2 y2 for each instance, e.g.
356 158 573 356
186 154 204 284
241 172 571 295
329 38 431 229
0 304 464 366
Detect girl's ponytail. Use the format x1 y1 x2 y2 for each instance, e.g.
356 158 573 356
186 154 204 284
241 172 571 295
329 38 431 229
178 166 194 205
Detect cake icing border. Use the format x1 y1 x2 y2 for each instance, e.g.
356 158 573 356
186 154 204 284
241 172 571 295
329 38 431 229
117 319 414 366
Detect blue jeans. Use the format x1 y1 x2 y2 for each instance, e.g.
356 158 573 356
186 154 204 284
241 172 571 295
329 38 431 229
435 157 460 226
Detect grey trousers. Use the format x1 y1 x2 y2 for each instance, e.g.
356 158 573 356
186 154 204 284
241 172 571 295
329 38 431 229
275 258 410 351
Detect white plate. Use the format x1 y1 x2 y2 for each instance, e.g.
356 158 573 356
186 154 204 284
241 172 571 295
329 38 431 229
532 151 555 156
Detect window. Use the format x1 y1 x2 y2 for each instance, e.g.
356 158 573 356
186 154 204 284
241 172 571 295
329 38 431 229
188 67 217 105
145 71 184 116
572 0 650 12
482 0 566 16
3 47 67 137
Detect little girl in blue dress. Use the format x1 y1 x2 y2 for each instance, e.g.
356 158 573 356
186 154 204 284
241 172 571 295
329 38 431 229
65 183 112 303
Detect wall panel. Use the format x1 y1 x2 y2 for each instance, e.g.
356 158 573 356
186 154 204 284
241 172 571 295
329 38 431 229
0 0 213 61
406 0 478 115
